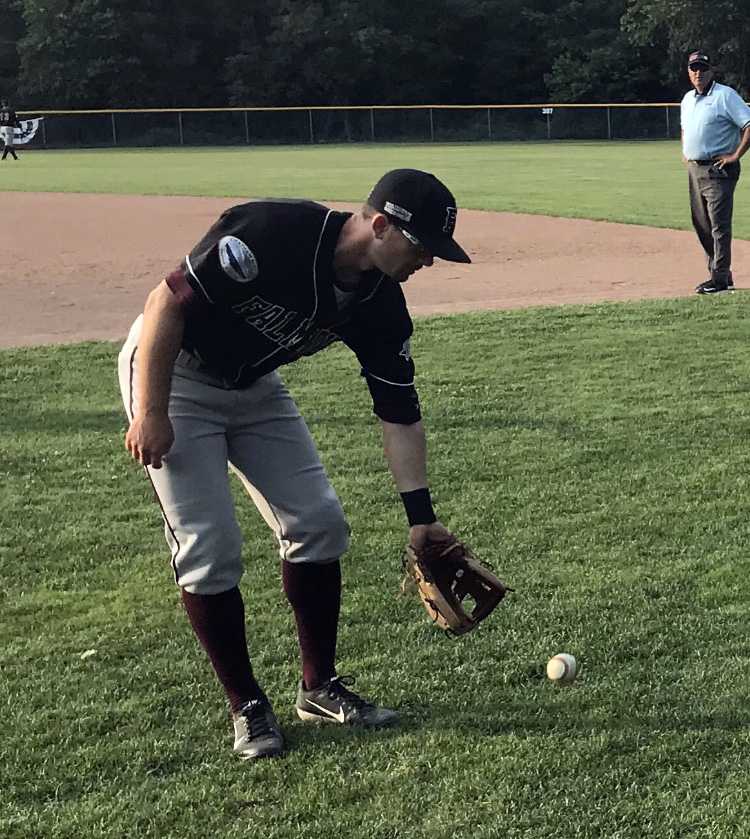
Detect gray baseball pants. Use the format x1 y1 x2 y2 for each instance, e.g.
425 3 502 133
688 160 740 284
118 316 349 595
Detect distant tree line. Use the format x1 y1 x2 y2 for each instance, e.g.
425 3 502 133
1 0 748 109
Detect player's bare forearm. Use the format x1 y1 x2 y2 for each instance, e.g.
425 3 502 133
137 280 185 415
125 281 184 468
734 125 750 160
380 419 428 492
380 419 453 547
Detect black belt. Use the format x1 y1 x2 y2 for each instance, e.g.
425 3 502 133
176 349 233 388
689 159 716 165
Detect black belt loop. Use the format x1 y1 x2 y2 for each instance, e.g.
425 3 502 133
176 349 203 370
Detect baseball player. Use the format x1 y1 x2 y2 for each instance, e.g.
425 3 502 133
119 169 471 761
0 99 20 161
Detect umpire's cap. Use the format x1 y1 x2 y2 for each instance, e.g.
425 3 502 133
368 169 471 263
687 50 711 69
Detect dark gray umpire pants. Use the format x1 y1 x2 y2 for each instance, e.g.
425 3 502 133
688 160 740 284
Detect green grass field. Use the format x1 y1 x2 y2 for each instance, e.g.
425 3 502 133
3 141 750 237
3 299 750 838
3 144 750 836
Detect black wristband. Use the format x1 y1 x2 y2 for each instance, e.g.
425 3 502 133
400 488 437 527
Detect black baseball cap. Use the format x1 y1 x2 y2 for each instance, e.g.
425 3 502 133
687 51 711 69
367 169 471 263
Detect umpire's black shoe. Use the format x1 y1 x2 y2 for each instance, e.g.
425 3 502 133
232 697 285 760
695 279 731 295
296 675 398 727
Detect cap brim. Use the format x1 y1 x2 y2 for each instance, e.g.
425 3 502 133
424 236 472 264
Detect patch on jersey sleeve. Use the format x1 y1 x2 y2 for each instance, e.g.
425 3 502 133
218 236 259 283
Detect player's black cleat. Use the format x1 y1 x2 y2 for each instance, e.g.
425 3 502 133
695 279 731 295
232 697 285 760
295 675 398 727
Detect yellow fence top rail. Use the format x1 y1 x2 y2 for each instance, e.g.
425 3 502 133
20 102 685 116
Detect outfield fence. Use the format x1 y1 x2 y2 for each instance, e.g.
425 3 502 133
17 103 687 149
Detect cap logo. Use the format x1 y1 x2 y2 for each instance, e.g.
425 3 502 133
384 201 412 222
443 207 457 235
218 236 259 283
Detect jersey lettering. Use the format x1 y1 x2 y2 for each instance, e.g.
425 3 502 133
265 310 302 342
249 303 285 331
233 297 274 326
232 295 316 349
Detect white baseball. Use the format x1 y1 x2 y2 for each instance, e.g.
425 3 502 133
546 653 577 684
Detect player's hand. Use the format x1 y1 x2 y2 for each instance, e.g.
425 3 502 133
714 153 737 169
408 520 453 551
125 412 174 469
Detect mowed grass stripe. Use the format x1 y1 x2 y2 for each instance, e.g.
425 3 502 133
2 298 750 838
3 141 749 238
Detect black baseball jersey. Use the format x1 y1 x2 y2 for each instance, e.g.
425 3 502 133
166 200 421 424
0 107 17 127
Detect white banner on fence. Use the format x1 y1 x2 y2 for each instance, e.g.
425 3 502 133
14 118 44 144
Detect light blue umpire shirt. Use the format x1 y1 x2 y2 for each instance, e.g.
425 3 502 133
681 81 750 160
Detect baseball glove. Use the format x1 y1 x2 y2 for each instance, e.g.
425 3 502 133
401 536 512 636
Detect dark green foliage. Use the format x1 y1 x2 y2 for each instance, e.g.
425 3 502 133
8 0 748 108
16 0 239 108
0 0 23 97
528 0 674 102
623 0 750 97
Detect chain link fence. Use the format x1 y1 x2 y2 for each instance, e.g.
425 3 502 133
18 104 684 149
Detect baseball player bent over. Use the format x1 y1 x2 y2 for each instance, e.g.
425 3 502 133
119 169 472 760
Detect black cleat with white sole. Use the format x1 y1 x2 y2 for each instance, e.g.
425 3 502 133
233 697 285 760
695 272 734 294
295 675 398 727
695 279 731 295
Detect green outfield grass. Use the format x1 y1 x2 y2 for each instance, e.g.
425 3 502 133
3 141 749 237
3 299 750 839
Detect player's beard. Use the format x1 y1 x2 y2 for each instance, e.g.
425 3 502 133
395 263 422 284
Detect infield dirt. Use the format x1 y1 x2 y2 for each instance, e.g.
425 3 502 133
2 191 745 348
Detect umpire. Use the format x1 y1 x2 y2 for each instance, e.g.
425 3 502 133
680 50 750 294
119 169 471 761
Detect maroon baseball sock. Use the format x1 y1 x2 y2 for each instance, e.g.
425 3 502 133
180 586 264 713
282 560 341 690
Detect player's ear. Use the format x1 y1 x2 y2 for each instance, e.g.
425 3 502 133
371 213 390 240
